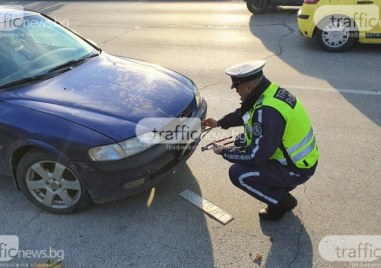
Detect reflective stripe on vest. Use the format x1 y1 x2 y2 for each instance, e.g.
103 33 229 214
278 134 316 165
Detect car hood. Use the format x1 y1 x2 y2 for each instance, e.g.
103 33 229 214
3 53 195 141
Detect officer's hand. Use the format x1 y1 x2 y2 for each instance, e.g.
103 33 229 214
213 142 225 155
202 117 219 128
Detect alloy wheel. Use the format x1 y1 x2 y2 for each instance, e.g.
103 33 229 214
25 161 82 209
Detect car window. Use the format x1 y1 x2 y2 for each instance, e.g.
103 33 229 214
0 14 98 88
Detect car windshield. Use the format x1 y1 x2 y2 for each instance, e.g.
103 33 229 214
0 14 99 88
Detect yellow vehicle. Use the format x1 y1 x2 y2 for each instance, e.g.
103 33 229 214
297 0 381 51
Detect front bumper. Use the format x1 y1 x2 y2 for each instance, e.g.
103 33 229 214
71 99 207 203
297 7 315 38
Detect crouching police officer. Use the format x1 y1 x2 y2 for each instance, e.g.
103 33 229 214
203 60 319 221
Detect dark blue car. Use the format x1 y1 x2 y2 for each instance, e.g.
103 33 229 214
0 8 207 213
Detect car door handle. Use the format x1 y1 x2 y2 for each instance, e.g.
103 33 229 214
357 1 373 4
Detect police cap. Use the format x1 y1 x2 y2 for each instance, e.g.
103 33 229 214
225 60 266 89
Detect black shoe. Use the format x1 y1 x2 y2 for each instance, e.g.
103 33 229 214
258 194 298 221
281 193 298 212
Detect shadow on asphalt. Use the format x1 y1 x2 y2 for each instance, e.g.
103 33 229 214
249 10 381 127
260 212 313 267
0 163 214 267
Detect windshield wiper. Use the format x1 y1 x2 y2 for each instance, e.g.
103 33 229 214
0 73 55 89
0 53 99 89
47 53 98 73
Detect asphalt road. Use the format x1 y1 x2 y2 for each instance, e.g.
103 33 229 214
1 1 381 267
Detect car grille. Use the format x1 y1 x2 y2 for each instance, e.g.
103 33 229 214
170 99 197 158
178 100 194 118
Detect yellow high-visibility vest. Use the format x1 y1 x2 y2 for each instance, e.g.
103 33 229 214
244 83 319 169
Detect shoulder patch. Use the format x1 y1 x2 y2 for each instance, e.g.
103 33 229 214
273 88 297 109
253 123 262 136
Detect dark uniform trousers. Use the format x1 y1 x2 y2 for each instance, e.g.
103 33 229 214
229 161 311 206
230 134 311 205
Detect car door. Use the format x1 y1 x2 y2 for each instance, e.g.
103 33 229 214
355 0 381 42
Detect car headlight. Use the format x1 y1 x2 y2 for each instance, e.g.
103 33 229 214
194 85 202 107
88 132 161 161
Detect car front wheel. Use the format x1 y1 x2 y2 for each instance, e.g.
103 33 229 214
247 0 268 14
316 17 357 52
17 150 92 214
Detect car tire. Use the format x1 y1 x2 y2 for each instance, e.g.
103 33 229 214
247 0 268 14
16 149 92 214
316 16 357 52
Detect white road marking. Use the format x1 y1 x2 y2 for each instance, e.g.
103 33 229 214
130 2 142 6
287 85 381 96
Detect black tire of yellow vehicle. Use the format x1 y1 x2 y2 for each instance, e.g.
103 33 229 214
316 17 357 52
17 149 92 214
247 0 268 14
